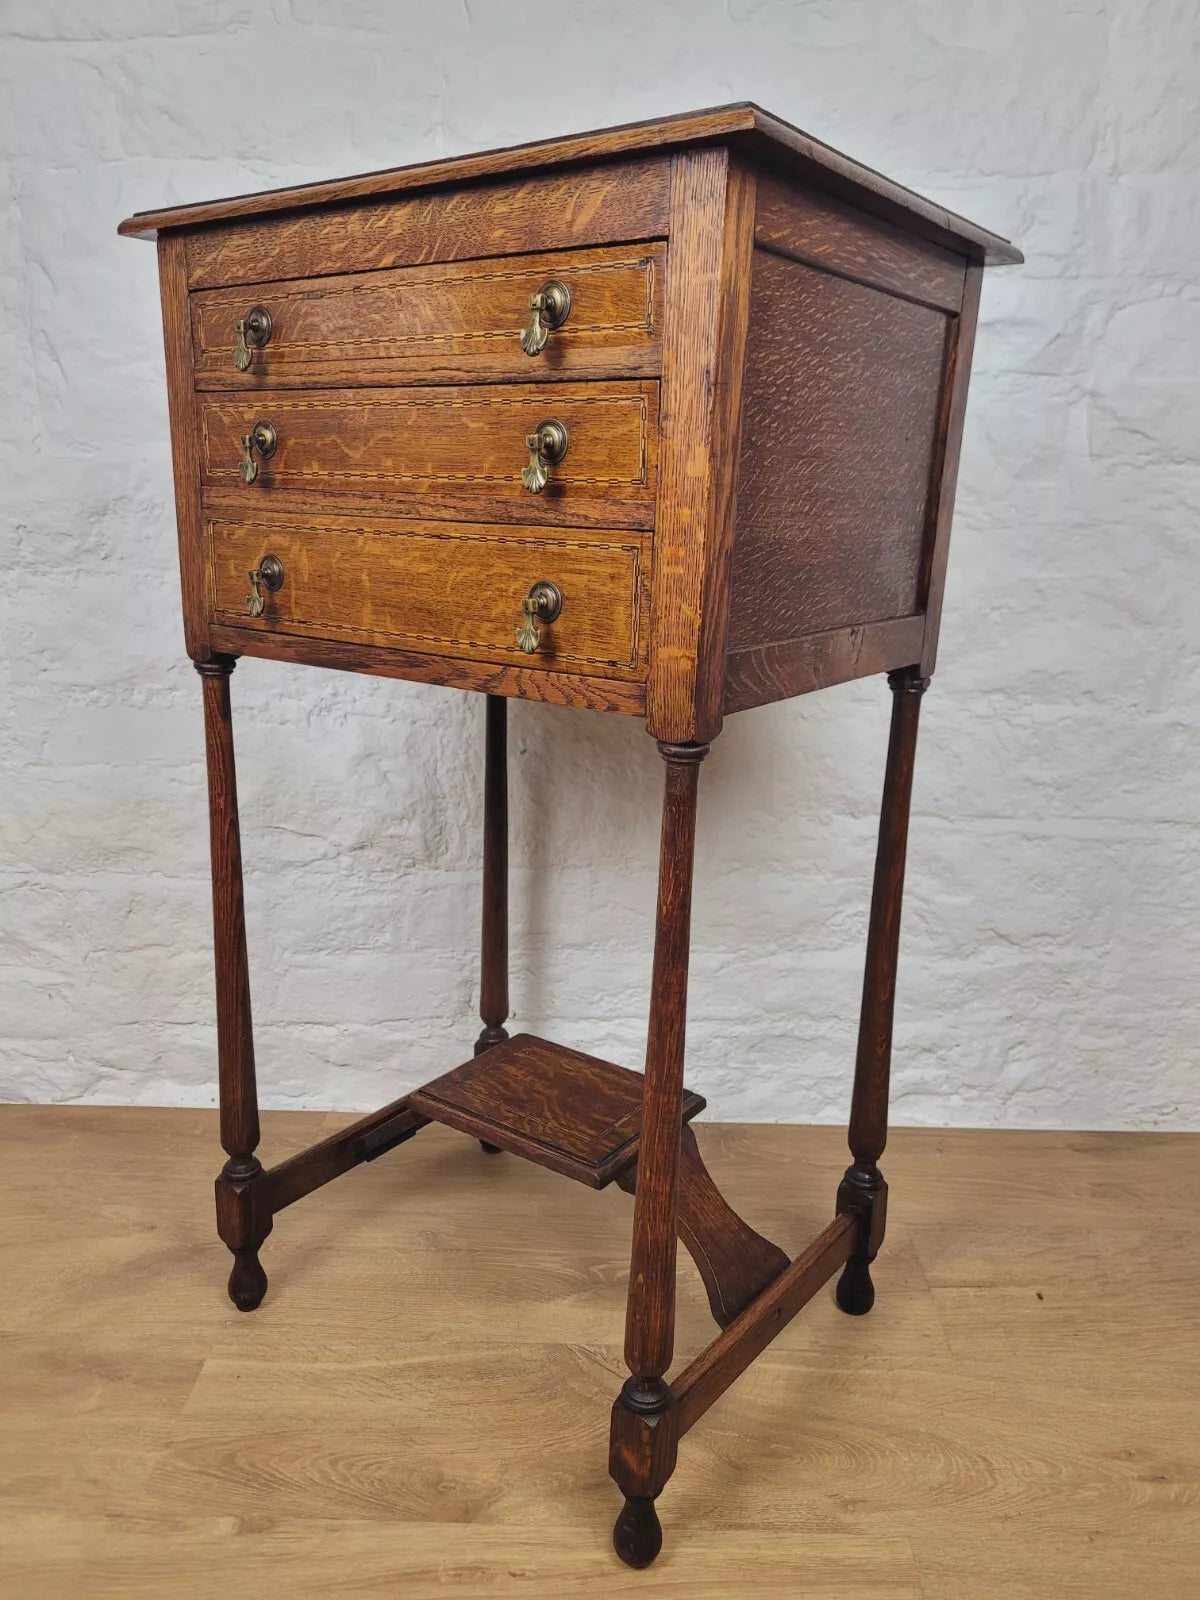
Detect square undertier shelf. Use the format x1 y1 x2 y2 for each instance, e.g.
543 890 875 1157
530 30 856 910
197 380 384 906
408 1033 706 1189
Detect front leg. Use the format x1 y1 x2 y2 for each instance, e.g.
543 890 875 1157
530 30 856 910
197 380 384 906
610 740 707 1567
474 694 510 1155
198 657 271 1310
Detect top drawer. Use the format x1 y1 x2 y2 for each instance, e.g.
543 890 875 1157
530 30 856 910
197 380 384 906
191 243 664 390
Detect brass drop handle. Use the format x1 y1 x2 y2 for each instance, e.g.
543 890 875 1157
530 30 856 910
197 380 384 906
520 279 571 356
521 419 569 494
246 553 284 618
515 580 563 654
232 305 273 371
237 420 278 484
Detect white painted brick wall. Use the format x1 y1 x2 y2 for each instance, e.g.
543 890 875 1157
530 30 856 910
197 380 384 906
1 1 1196 1128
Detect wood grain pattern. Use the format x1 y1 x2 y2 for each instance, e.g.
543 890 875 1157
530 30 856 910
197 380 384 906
754 171 966 313
835 668 928 1313
119 108 1025 1577
191 243 665 390
138 116 1013 723
3 1517 924 1600
619 1125 790 1328
674 1125 790 1327
181 160 671 290
408 1033 705 1189
156 233 207 660
118 103 1022 267
624 743 707 1385
206 515 648 678
265 1100 428 1213
196 660 257 1168
920 263 983 676
675 1212 858 1434
196 658 271 1312
198 381 658 522
728 249 950 648
609 739 712 1557
849 669 927 1175
3 1110 1192 1598
206 623 648 715
475 695 510 1058
724 616 926 712
646 150 756 742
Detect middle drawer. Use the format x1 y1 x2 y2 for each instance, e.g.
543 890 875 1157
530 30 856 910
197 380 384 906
198 381 657 529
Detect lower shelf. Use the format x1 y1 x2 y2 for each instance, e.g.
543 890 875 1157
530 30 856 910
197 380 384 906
408 1033 706 1189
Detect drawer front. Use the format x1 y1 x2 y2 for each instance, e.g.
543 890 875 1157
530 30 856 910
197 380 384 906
198 382 656 524
191 244 664 389
207 515 647 676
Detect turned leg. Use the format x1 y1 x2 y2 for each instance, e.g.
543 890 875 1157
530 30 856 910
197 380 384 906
836 667 928 1315
198 658 272 1311
475 695 509 1153
610 740 707 1568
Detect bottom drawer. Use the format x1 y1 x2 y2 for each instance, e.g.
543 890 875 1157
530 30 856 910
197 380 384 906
206 515 647 675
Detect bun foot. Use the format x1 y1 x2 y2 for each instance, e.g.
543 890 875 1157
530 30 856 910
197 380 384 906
835 1258 875 1316
613 1495 663 1569
228 1248 268 1312
479 1141 503 1155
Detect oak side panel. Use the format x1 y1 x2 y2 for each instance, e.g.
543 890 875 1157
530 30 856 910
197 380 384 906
754 171 966 313
920 263 983 676
727 249 951 654
184 159 671 290
646 148 757 743
156 233 209 660
725 615 927 713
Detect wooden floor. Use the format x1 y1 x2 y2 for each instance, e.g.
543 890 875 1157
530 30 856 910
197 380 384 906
0 1106 1196 1598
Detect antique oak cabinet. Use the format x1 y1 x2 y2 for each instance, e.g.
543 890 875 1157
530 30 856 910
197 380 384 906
120 104 1020 1568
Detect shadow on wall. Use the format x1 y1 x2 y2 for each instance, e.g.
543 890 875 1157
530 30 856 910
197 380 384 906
511 678 894 1033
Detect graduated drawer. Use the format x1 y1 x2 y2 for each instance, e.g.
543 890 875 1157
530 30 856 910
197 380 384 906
207 513 648 676
191 243 665 389
198 382 656 528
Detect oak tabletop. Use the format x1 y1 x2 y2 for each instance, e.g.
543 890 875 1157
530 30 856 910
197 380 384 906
118 101 1022 266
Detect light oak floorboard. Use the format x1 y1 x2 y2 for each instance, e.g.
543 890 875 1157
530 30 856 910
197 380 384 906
0 1106 1195 1597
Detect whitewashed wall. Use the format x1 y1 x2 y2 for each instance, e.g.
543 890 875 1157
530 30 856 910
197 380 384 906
1 1 1196 1128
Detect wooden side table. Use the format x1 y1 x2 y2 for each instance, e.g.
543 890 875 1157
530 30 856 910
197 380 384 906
120 104 1020 1568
